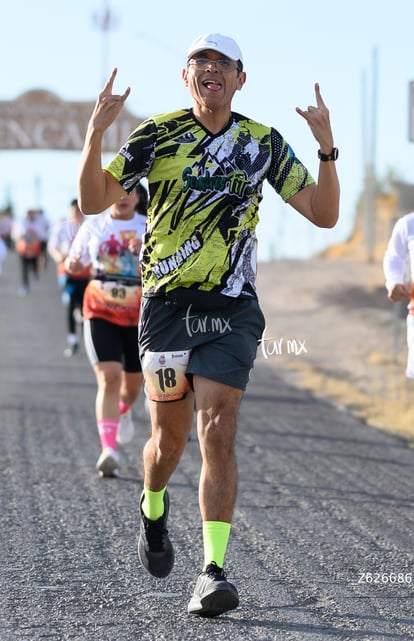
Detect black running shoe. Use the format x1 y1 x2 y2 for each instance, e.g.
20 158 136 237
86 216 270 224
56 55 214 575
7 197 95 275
137 490 174 578
188 562 239 617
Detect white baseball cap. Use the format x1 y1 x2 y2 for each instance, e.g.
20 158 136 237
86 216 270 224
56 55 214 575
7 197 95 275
186 33 243 64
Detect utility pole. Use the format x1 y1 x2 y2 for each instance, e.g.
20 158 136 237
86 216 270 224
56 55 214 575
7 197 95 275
93 1 119 86
362 47 378 262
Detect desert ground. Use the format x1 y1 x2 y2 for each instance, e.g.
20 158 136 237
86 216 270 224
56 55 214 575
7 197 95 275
256 256 414 443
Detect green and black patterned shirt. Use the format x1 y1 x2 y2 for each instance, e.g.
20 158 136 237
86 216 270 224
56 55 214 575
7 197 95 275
105 109 314 299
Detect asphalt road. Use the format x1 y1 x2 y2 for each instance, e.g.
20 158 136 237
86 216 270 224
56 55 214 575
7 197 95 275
1 252 413 641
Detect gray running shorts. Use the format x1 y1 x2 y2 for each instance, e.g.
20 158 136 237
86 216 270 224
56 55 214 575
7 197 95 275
138 292 265 391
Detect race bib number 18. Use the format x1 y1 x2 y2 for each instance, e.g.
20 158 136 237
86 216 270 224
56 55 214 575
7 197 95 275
142 350 191 401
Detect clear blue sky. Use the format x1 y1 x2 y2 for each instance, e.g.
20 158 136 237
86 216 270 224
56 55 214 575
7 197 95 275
1 0 413 260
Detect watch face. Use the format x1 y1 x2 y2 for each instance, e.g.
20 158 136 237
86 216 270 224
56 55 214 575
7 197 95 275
318 148 338 161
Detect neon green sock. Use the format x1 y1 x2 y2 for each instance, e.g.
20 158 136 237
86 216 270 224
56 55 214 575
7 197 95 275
202 521 232 570
141 485 167 520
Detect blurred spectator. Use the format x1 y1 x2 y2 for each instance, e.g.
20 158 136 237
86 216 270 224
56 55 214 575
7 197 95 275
12 210 43 296
34 208 50 270
0 212 12 248
48 199 90 357
0 235 7 277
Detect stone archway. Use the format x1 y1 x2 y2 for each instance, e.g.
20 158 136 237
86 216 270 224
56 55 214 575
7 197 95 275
0 89 143 152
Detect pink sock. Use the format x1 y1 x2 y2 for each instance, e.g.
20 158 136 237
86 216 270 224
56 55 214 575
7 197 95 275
119 400 131 416
97 419 119 450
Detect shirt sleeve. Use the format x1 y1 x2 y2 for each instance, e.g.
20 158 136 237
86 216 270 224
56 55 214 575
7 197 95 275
267 127 315 201
383 216 409 291
47 222 62 253
104 118 157 192
68 222 92 266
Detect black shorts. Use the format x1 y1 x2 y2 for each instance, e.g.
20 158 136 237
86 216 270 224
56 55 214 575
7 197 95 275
84 318 141 373
138 291 265 391
65 277 89 306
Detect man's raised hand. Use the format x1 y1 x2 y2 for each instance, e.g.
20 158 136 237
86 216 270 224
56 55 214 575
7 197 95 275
89 68 131 133
296 83 334 150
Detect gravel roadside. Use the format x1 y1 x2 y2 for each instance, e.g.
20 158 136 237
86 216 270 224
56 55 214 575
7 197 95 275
256 257 414 442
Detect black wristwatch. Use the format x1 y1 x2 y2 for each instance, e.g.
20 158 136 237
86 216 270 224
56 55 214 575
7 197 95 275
318 147 339 162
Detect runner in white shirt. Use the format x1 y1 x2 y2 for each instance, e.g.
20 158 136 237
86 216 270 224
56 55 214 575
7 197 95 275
0 236 7 277
66 183 148 476
48 199 90 357
12 209 43 296
383 212 414 377
34 209 50 270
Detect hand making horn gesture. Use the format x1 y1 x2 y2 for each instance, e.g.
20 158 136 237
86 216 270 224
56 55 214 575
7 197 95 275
89 68 131 133
296 83 334 150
